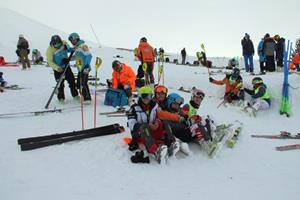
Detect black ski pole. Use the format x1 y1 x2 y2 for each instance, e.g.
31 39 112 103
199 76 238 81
45 51 75 109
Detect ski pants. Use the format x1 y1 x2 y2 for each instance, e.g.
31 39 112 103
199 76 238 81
164 120 193 143
260 61 266 73
251 98 270 110
243 54 254 72
19 49 31 69
265 56 275 72
54 68 78 100
77 72 91 101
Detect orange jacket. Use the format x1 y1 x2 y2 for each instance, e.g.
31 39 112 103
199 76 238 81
112 64 136 91
157 110 181 122
211 75 243 95
293 53 300 64
137 42 155 63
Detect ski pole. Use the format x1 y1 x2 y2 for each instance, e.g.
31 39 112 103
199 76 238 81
142 63 149 85
94 57 102 128
76 58 85 130
217 99 226 108
45 51 75 109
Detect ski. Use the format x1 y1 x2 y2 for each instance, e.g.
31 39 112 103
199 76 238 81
0 108 63 118
276 144 300 151
19 125 125 151
4 84 25 90
226 121 243 148
251 132 300 139
18 123 120 145
99 107 127 115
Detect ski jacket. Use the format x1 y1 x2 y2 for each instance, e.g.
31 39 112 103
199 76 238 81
17 38 29 50
137 42 155 63
181 101 199 118
257 40 265 62
211 74 243 95
71 40 92 72
127 99 156 132
275 38 285 60
112 64 136 91
241 37 255 56
181 48 186 57
46 41 71 71
263 37 276 56
244 84 271 105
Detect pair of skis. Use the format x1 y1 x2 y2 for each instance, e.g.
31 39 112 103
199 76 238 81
99 107 128 117
18 123 124 151
251 131 300 151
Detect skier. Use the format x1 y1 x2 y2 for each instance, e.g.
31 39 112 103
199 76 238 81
0 72 7 87
227 58 238 69
257 37 266 74
241 33 255 74
136 37 155 85
128 86 178 164
16 34 31 70
46 35 79 102
243 77 271 111
111 60 136 104
274 35 285 70
209 68 244 104
181 48 187 65
68 32 92 102
31 49 44 65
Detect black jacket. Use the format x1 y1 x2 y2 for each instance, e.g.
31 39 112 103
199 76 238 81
241 37 255 55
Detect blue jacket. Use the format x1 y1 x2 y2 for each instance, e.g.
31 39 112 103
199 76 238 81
72 40 92 72
46 41 72 71
257 40 265 62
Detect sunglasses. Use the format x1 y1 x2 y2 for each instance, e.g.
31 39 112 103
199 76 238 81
141 94 153 100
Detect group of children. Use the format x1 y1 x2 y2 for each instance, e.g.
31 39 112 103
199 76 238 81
126 67 271 164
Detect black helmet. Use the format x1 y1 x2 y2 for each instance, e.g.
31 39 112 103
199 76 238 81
50 35 63 48
231 68 240 79
140 37 147 42
252 77 263 85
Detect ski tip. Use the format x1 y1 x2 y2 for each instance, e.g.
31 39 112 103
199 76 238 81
123 137 132 144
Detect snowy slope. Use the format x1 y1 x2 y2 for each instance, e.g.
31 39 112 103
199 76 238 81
1 8 300 200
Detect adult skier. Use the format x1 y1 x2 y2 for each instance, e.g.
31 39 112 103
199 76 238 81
241 33 255 74
16 34 31 70
46 35 79 102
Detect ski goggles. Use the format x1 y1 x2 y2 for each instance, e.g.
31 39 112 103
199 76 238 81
155 85 168 94
171 96 184 105
140 93 153 100
193 90 205 99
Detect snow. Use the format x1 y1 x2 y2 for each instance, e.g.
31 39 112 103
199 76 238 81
1 7 300 200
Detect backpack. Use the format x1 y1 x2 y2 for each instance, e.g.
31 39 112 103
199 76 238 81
104 88 128 107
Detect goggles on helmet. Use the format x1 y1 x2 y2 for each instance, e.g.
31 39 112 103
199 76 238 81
192 90 205 99
155 85 168 94
171 96 184 105
141 93 153 100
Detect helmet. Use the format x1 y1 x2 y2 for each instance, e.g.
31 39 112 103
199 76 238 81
32 49 37 54
231 67 240 79
191 88 205 99
68 32 80 43
167 93 184 110
19 34 24 38
112 60 122 71
50 35 63 48
274 34 280 41
138 86 153 99
252 77 263 85
140 37 147 42
154 85 168 94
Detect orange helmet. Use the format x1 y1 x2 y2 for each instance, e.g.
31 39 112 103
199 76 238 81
154 85 168 94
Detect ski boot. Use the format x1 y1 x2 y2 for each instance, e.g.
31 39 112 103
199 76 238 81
155 145 168 164
168 141 180 158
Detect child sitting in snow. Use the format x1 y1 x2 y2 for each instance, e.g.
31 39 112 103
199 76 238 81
243 77 271 112
0 72 7 92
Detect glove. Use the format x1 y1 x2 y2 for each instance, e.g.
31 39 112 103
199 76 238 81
209 77 214 82
61 58 70 65
180 117 192 127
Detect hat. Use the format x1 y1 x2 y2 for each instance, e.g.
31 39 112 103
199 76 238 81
19 34 24 38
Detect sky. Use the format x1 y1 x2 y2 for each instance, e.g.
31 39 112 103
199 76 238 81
1 0 299 57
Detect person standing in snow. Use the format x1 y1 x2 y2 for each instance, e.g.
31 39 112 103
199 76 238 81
241 33 255 74
46 35 79 102
31 49 44 65
209 67 244 104
181 48 187 65
16 34 31 70
136 37 155 85
68 32 92 102
263 33 276 72
257 37 266 74
274 34 285 70
243 77 271 111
